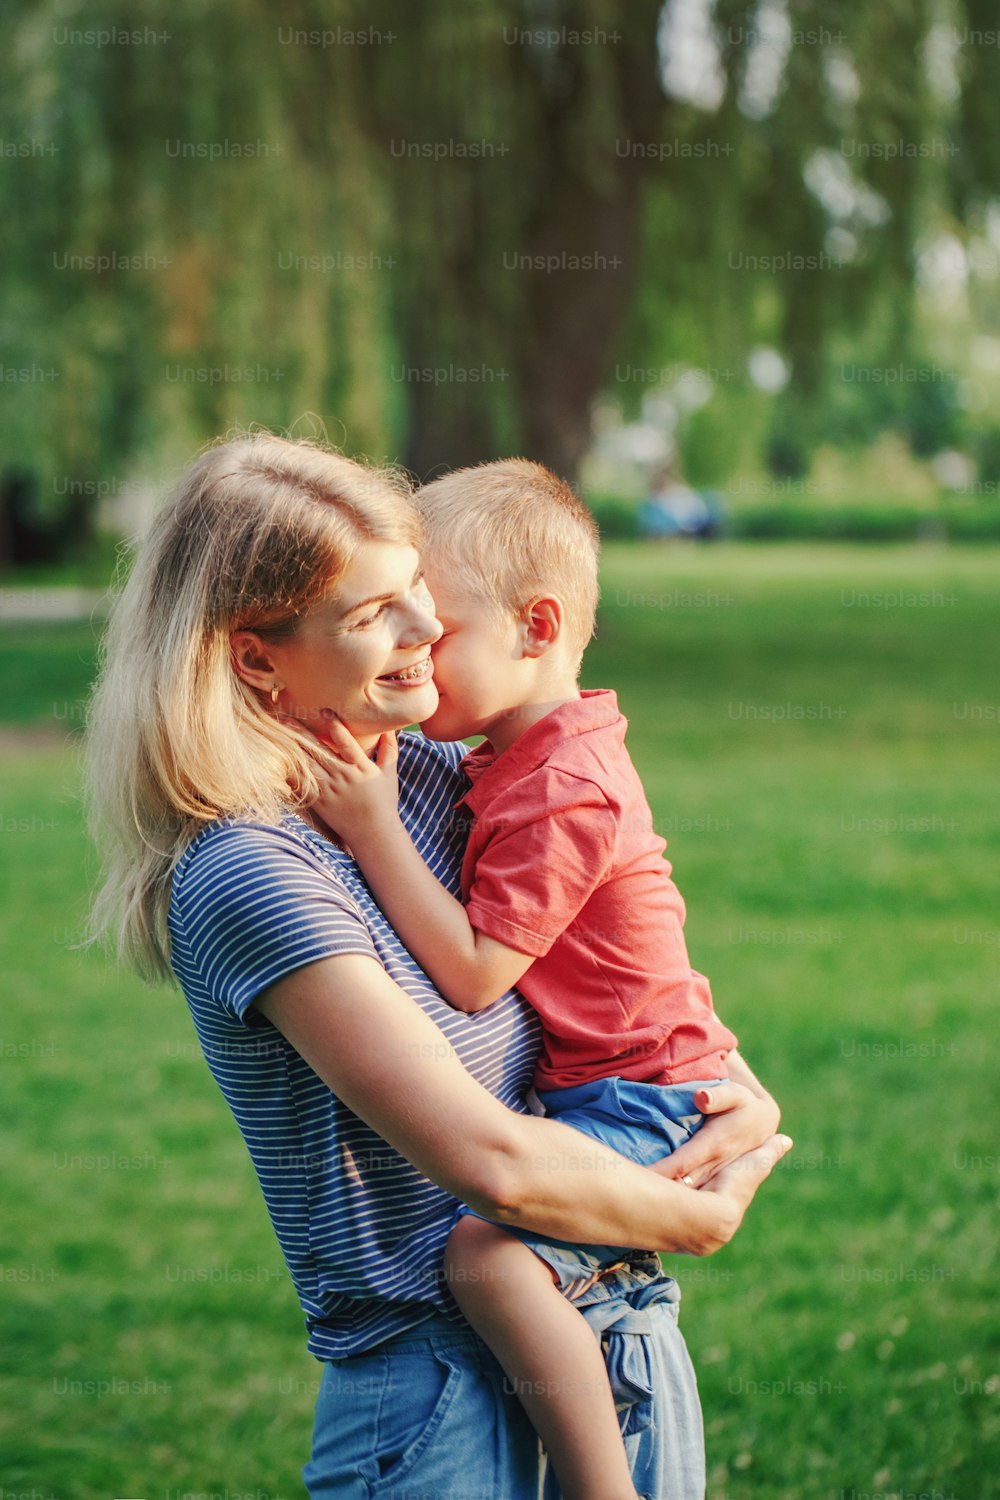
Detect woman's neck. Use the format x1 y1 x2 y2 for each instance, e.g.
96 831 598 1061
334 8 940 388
297 805 349 852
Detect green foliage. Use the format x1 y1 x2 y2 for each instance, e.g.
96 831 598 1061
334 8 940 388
728 501 1000 542
2 0 997 499
585 493 1000 542
588 492 641 538
1 0 394 490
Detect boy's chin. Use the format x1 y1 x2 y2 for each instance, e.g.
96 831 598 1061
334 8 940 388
417 704 473 743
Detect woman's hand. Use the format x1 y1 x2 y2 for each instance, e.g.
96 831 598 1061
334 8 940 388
685 1132 793 1251
304 717 400 844
653 1076 782 1189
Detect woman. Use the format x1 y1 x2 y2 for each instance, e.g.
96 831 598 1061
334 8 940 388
86 432 787 1499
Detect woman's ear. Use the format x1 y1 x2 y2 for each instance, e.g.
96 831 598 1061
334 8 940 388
520 596 563 658
229 630 281 695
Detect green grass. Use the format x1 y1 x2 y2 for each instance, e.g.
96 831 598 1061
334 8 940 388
0 621 100 730
2 543 998 1498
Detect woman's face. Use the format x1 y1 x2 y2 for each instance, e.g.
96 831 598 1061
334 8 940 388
249 541 442 748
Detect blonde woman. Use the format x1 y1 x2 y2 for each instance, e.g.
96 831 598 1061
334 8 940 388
86 432 787 1499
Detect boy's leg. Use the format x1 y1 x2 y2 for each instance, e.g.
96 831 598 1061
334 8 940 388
444 1214 639 1500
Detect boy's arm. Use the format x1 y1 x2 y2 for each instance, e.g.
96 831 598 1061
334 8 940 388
307 728 535 1011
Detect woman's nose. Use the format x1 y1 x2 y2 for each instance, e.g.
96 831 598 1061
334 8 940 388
399 594 443 648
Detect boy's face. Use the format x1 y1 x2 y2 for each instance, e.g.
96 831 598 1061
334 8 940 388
417 568 524 744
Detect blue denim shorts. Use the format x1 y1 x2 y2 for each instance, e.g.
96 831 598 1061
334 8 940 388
474 1074 725 1291
303 1312 540 1498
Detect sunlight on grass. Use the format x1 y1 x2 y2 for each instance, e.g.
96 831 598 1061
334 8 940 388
2 545 997 1498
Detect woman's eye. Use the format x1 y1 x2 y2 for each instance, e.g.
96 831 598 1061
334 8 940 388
354 603 387 628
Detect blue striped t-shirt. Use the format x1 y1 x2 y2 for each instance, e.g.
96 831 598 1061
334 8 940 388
168 732 541 1359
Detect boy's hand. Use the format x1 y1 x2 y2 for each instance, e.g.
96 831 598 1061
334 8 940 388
650 1081 782 1189
305 717 400 842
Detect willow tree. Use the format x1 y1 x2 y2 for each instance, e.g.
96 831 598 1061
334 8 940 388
322 0 669 478
328 0 999 478
0 0 395 532
1 0 997 516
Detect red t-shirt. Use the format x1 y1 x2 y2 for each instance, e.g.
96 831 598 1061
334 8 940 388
458 689 737 1091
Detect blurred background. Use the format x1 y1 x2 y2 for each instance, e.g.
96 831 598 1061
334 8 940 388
1 4 997 1499
2 0 1000 557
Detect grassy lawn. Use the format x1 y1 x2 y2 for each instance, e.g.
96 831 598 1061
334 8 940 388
1 543 997 1499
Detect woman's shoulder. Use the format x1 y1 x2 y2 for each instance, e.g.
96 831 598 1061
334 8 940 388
168 812 377 978
169 813 379 1022
170 814 350 922
171 735 470 910
174 814 316 878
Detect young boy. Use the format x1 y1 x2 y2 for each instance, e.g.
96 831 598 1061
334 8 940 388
313 460 742 1500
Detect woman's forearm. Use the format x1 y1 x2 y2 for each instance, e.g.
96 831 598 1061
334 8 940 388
258 951 748 1258
493 1111 738 1255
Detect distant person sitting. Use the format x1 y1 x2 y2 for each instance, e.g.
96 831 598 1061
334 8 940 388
640 467 723 541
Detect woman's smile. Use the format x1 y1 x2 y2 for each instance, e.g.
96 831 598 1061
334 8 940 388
261 541 443 745
377 654 435 686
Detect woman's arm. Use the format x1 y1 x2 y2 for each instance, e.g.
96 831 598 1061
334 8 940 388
256 954 791 1255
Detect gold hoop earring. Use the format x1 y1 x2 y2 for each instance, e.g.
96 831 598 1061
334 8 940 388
271 684 281 704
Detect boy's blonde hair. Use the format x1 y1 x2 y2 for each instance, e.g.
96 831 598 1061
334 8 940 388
85 430 418 981
413 459 600 669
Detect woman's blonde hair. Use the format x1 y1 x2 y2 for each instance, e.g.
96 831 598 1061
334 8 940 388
85 430 418 981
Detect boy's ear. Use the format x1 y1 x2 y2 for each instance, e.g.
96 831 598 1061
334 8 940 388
519 596 563 658
229 630 282 694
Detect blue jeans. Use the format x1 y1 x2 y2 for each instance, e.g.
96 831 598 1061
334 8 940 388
304 1272 705 1500
530 1076 717 1497
305 1079 717 1499
303 1313 540 1498
564 1255 705 1500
